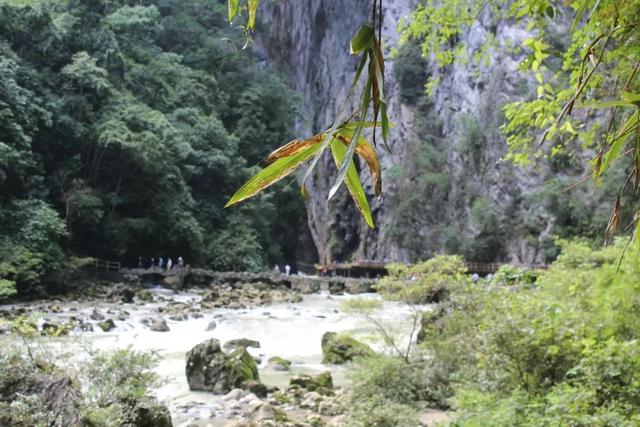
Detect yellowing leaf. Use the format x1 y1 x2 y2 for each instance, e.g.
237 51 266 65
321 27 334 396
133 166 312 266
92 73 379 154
228 0 238 21
336 131 382 197
330 139 375 228
260 133 324 167
247 0 259 29
225 141 321 207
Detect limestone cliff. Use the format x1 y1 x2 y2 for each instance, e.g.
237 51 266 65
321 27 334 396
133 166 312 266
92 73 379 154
259 0 603 265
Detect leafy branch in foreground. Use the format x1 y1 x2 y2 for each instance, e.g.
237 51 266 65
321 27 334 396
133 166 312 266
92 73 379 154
224 0 391 228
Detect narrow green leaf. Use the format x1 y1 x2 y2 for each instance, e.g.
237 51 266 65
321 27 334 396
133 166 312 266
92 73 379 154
584 100 635 109
598 112 638 177
621 91 640 106
330 140 374 228
225 141 321 207
228 0 238 21
336 130 382 197
350 25 375 55
248 0 259 29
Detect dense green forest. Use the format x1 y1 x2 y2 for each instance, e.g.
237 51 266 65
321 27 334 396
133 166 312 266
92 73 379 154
0 0 308 297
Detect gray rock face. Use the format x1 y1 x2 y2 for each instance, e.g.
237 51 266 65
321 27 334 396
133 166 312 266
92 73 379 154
260 0 591 265
185 338 260 394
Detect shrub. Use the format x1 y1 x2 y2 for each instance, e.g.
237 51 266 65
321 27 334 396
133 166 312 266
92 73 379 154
376 255 467 304
419 239 640 425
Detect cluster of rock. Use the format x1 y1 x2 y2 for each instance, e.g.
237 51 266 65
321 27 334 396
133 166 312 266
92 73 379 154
120 269 376 295
222 372 348 427
0 280 310 337
183 331 378 426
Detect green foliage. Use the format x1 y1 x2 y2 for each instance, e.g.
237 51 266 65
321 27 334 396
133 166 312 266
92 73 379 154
377 255 467 304
81 347 162 426
0 200 66 294
489 264 537 286
392 40 429 105
0 351 53 427
84 348 160 405
0 0 305 287
0 345 163 427
410 239 640 424
463 197 505 262
345 355 422 427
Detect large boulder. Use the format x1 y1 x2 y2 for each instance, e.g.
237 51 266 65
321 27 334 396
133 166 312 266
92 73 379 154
321 332 374 364
186 338 260 394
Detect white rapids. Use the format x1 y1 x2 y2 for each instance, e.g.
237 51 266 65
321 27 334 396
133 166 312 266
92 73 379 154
1 287 420 426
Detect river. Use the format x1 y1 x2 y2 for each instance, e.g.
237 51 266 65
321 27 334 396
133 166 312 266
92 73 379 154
1 285 420 426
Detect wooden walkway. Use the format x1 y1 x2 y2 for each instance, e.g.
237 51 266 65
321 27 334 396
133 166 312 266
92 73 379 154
315 260 548 277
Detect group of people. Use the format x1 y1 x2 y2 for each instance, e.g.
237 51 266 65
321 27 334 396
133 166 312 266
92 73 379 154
273 264 292 276
138 256 184 270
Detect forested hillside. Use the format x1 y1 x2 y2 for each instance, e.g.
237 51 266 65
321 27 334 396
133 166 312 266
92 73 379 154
0 0 309 296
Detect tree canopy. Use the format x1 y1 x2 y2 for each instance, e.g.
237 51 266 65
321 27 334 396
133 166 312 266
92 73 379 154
0 0 306 295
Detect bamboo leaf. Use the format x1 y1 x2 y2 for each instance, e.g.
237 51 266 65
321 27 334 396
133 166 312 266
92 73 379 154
350 25 375 55
330 139 375 228
225 141 321 207
336 133 382 197
247 0 259 29
228 0 238 21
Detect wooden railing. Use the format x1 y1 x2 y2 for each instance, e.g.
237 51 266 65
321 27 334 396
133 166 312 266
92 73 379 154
464 262 503 274
93 259 121 272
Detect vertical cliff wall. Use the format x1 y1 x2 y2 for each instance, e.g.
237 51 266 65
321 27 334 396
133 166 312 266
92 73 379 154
259 1 603 265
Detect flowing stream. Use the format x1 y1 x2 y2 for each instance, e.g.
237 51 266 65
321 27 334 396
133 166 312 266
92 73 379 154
2 286 419 426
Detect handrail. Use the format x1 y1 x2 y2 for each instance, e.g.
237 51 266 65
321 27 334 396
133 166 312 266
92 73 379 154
93 258 121 272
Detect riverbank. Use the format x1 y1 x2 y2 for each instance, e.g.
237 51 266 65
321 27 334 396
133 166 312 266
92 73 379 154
0 279 425 426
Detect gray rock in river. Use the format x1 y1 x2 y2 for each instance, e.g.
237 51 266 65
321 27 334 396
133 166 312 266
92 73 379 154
205 320 217 331
186 338 261 394
141 317 170 332
90 308 105 321
98 319 116 332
